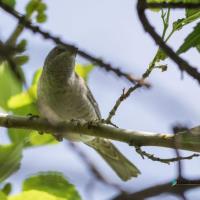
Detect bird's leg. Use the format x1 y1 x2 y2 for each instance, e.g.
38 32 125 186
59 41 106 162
27 114 45 135
100 119 118 128
27 113 40 120
52 132 63 142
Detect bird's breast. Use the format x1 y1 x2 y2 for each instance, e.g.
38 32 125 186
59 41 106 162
37 73 98 122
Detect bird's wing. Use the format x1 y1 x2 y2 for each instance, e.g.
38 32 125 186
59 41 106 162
86 84 101 119
74 73 101 119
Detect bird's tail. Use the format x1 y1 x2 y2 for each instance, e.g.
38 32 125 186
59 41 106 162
86 138 140 181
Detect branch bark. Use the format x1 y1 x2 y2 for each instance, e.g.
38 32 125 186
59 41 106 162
0 114 200 152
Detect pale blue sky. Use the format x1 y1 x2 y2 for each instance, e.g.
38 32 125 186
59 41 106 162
0 1 200 199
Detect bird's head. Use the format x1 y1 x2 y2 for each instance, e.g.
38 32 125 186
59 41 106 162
44 45 78 76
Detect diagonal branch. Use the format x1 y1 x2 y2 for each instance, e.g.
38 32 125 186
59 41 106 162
0 114 200 152
146 2 200 9
137 0 200 84
135 146 199 164
0 0 148 86
112 179 200 200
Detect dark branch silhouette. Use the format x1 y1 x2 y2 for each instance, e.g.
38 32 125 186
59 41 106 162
0 0 149 86
137 0 200 84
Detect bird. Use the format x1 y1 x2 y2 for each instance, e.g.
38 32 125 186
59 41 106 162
37 45 140 181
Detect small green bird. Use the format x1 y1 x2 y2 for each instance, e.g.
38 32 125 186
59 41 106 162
37 45 140 181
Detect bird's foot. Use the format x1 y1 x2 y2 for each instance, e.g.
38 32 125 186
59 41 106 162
100 119 118 128
27 113 40 120
53 133 63 142
38 131 44 135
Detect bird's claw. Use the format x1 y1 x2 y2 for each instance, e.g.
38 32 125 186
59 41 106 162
27 113 40 120
53 133 63 142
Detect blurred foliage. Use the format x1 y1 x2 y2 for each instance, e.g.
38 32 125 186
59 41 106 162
0 143 23 183
75 64 94 81
0 62 22 110
150 1 200 64
26 0 47 23
5 172 81 200
177 22 200 54
22 172 81 200
1 183 12 195
9 191 65 200
0 191 7 200
7 68 56 146
2 0 15 7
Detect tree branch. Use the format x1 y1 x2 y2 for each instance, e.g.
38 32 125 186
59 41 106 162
0 0 149 87
0 114 200 152
113 179 200 200
135 146 199 164
137 0 200 84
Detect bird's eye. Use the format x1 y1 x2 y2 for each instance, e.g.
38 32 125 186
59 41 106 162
55 48 65 55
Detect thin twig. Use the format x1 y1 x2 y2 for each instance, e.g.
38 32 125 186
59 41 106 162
135 146 199 164
105 6 172 123
0 1 148 86
105 85 141 123
137 0 200 84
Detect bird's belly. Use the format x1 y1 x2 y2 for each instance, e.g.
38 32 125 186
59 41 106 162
50 91 98 121
37 91 96 142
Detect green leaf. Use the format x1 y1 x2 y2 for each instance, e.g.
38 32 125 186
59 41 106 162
13 56 29 66
1 183 12 195
26 0 39 16
8 129 57 148
26 0 47 23
155 49 167 62
7 105 56 147
0 143 23 182
177 22 200 54
22 172 81 200
32 68 42 85
6 68 56 147
37 2 47 13
2 0 15 7
16 40 27 53
0 191 7 200
186 8 200 19
173 11 200 31
36 13 47 23
75 64 94 81
7 103 38 146
197 44 200 52
7 68 42 110
8 190 65 200
7 85 36 109
29 131 57 146
0 62 22 111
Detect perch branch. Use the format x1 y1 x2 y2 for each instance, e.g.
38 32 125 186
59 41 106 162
0 114 200 152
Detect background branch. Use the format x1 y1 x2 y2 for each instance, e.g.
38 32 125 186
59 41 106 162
112 179 200 200
137 0 200 84
0 0 149 87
